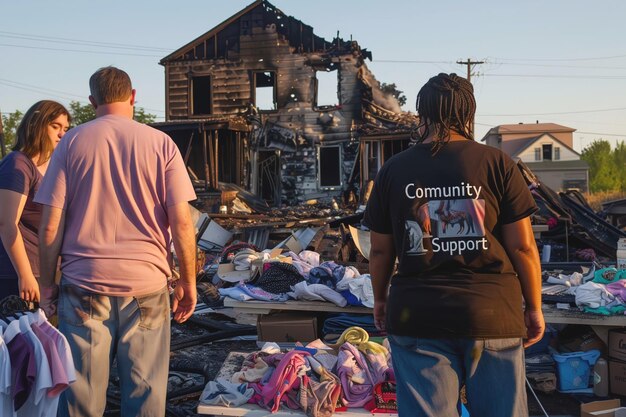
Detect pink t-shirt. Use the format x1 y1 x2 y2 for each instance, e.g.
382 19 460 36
35 115 196 296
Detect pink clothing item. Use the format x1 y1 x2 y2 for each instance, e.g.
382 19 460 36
31 324 68 397
256 350 310 412
336 342 375 408
607 280 626 302
35 115 196 296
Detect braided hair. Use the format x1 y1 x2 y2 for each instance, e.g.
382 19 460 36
413 73 476 153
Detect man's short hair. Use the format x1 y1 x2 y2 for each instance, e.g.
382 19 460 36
89 66 132 105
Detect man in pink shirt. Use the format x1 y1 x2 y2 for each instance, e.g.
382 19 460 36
35 66 197 417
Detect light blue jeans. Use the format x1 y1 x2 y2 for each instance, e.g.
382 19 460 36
388 335 528 417
57 283 171 417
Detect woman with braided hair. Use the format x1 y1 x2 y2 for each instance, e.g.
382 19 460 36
364 73 544 417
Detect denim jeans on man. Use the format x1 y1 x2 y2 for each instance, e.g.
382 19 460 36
56 283 171 417
389 335 527 417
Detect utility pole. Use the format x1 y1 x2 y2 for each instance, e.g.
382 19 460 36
456 59 484 138
0 110 6 158
456 58 484 83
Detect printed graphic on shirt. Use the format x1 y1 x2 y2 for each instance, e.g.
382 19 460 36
429 199 485 238
404 220 428 255
403 183 488 256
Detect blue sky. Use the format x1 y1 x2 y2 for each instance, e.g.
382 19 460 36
1 0 626 151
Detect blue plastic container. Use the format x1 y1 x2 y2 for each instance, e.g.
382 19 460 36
552 349 600 391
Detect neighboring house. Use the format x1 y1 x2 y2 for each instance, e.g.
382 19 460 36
152 0 417 206
482 122 589 192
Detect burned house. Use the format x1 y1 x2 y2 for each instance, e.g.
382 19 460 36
153 0 417 207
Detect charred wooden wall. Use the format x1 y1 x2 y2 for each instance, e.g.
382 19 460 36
164 23 369 204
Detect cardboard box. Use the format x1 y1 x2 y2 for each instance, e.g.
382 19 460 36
257 312 317 343
609 329 626 362
581 399 621 417
609 360 626 396
559 325 607 354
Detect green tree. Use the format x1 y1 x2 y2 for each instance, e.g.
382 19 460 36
581 139 620 192
613 141 626 191
134 107 157 124
69 100 157 126
380 82 407 107
68 101 96 126
1 110 24 154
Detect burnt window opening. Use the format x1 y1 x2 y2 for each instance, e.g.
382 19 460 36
253 71 277 111
543 144 553 161
534 147 541 161
383 139 410 160
191 75 212 115
319 146 342 188
362 138 411 183
315 69 339 108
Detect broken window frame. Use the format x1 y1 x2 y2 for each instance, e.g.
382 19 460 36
189 74 213 117
318 145 342 189
314 68 341 110
360 137 411 187
252 71 278 112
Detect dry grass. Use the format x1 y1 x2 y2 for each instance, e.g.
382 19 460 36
584 191 626 211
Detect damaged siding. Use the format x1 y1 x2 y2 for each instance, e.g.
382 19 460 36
164 24 364 204
160 0 414 206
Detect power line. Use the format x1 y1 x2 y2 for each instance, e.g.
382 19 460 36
0 78 85 100
374 59 455 64
479 107 626 117
457 58 485 83
0 79 164 114
576 131 626 138
487 61 626 70
0 30 172 52
481 73 626 80
493 54 626 62
0 43 162 58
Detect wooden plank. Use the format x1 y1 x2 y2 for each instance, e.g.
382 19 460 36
223 299 371 314
542 304 626 327
197 403 393 416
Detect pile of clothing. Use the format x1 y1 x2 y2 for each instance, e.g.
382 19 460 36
544 267 626 315
216 247 374 309
199 326 396 416
0 305 75 417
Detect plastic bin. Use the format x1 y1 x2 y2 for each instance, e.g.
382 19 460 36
552 349 601 391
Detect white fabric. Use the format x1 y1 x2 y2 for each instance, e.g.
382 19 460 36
259 342 281 354
232 249 261 271
343 266 361 279
336 274 375 308
0 332 15 417
231 357 269 383
287 281 348 307
287 250 320 278
16 315 53 417
199 378 254 407
574 281 615 309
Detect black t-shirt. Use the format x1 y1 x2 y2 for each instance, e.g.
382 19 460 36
363 140 537 338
